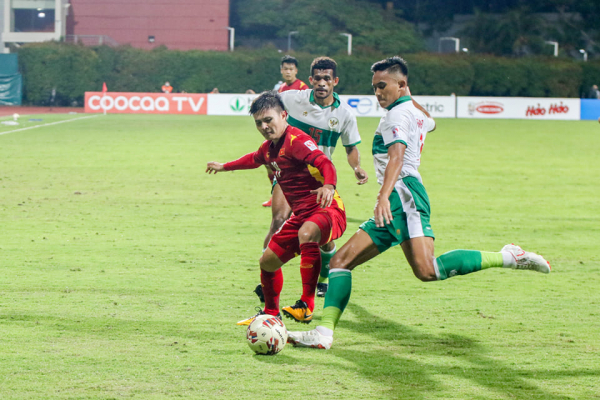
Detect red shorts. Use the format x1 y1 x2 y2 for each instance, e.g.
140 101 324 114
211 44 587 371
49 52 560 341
268 205 346 264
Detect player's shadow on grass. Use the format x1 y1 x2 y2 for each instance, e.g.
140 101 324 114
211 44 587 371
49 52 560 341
324 303 596 400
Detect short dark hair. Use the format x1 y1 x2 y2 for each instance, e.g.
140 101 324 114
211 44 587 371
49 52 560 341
310 56 337 78
371 56 408 78
281 55 298 68
249 91 286 116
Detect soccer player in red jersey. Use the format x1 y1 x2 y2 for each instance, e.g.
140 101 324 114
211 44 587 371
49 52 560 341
206 91 347 326
278 55 309 93
263 56 310 208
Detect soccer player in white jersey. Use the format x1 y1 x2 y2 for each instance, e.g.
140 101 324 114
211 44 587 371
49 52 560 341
287 56 551 349
253 57 369 323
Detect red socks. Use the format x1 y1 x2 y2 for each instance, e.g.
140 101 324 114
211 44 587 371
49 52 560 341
261 242 321 314
299 242 321 311
261 268 283 315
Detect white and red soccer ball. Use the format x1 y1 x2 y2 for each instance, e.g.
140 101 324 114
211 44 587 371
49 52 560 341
246 314 287 355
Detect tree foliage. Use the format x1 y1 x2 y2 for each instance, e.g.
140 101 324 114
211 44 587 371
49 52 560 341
231 0 425 55
333 0 600 58
460 8 548 56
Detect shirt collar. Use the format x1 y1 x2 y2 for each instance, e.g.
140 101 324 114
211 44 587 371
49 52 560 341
309 90 341 109
385 95 412 111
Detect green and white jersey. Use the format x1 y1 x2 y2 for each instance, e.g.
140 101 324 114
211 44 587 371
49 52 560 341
373 96 436 185
279 89 361 159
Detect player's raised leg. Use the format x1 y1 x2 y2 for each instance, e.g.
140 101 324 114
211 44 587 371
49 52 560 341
237 248 285 326
401 237 550 282
287 229 380 349
255 183 292 302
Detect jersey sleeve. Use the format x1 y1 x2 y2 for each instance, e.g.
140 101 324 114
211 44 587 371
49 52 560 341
223 152 262 170
341 113 361 147
426 116 436 132
288 134 323 164
224 141 269 171
278 90 299 110
289 134 337 187
249 140 268 165
381 111 410 148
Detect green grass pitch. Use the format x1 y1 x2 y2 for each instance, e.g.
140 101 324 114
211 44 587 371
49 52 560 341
0 114 599 399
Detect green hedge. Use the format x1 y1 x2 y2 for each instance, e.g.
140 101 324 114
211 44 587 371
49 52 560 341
17 42 596 106
470 56 583 97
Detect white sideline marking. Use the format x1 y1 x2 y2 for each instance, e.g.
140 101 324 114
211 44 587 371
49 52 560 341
0 114 103 136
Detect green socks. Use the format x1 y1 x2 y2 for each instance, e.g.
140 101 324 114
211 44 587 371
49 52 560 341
318 245 336 284
318 251 505 332
435 250 503 280
319 269 351 331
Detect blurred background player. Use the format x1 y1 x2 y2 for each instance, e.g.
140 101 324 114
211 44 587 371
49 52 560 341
263 55 310 208
161 82 173 93
278 55 309 93
206 91 346 326
287 56 551 350
254 57 368 315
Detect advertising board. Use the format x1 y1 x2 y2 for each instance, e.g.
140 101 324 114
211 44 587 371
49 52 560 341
207 93 258 116
580 99 600 121
457 97 580 120
84 92 585 121
205 93 455 118
85 92 207 114
338 95 455 118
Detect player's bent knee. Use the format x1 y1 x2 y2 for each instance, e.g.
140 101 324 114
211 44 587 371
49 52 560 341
297 224 321 244
259 253 282 272
329 251 351 271
413 266 437 282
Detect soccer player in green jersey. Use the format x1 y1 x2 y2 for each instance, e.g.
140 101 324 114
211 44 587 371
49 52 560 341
254 57 369 320
287 56 551 349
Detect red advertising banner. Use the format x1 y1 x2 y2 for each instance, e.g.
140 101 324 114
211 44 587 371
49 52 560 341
84 92 207 115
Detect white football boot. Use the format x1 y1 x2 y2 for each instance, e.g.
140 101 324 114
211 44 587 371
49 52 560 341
501 244 551 274
287 328 333 350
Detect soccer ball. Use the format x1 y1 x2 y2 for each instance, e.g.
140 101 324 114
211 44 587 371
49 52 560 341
246 314 288 355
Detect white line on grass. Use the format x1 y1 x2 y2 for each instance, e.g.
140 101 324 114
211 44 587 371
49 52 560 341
0 114 103 136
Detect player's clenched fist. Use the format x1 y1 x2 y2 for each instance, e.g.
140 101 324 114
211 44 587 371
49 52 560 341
206 162 225 174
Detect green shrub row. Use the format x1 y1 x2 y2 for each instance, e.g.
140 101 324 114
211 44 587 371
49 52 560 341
17 42 594 106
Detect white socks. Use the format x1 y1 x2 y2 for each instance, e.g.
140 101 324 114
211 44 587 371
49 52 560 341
316 325 334 337
501 251 517 268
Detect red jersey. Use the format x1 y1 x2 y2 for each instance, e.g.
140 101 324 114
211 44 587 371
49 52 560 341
278 79 308 93
224 126 341 218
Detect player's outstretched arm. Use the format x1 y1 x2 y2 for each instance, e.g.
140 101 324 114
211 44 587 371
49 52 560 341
345 146 368 185
374 143 405 227
207 152 263 176
206 162 225 174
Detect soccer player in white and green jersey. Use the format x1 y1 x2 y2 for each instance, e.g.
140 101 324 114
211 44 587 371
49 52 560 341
255 57 368 321
287 56 551 349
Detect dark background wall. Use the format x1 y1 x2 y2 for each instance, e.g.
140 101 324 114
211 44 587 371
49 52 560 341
66 0 229 51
